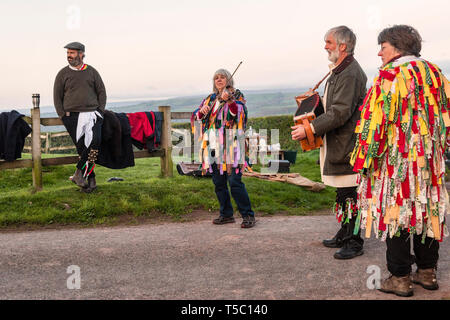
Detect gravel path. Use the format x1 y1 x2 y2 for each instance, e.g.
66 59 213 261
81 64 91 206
0 215 448 300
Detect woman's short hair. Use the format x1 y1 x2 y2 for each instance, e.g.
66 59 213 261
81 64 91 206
325 26 357 55
212 69 233 94
378 25 422 57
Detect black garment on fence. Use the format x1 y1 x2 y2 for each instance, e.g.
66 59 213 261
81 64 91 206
386 229 439 277
97 111 135 169
153 111 163 147
62 111 103 177
145 111 163 152
0 110 32 161
131 111 163 152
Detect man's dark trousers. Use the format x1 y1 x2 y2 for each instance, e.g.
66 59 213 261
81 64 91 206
336 186 364 249
386 229 439 276
62 112 103 178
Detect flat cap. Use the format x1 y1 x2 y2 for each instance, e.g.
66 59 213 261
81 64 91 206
64 42 85 52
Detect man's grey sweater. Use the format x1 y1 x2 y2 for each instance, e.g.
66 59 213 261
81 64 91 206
53 65 107 118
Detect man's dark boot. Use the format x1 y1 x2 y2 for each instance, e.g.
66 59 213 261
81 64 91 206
323 225 345 248
71 169 88 188
333 220 364 259
82 175 97 193
334 239 364 259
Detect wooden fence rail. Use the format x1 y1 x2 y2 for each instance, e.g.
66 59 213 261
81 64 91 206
23 132 72 153
0 106 191 192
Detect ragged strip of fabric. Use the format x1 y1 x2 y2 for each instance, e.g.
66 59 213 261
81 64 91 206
191 89 249 175
76 111 103 148
81 148 99 178
350 56 450 241
81 162 95 178
334 198 358 225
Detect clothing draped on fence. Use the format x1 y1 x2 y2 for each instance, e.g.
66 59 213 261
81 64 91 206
0 110 32 161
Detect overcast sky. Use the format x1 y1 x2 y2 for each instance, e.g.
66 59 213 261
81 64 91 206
1 0 449 110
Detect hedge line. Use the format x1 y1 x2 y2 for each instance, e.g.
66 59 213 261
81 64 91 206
25 114 301 154
173 114 301 151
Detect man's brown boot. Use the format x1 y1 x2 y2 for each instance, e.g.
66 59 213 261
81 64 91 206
88 175 97 191
378 274 414 297
71 169 88 188
81 175 97 193
412 268 439 290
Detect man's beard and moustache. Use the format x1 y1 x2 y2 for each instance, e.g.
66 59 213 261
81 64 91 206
327 47 340 64
68 54 82 67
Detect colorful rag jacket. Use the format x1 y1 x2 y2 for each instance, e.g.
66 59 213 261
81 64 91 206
191 89 248 175
350 56 450 241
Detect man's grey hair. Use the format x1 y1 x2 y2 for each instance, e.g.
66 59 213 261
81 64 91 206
325 26 357 55
212 69 233 94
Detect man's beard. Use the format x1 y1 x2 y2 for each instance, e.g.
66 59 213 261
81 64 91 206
68 55 82 67
327 48 339 64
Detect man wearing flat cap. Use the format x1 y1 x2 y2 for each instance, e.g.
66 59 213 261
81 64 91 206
53 42 106 192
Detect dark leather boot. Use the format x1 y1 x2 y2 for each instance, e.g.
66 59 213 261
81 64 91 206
71 169 88 188
333 220 364 259
323 225 346 248
333 239 364 259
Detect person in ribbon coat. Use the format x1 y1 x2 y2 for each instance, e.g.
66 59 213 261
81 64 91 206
351 25 450 297
191 69 256 228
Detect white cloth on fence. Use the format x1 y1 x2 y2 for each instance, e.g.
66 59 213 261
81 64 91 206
76 111 102 148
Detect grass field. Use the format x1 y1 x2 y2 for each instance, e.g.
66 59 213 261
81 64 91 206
0 150 335 228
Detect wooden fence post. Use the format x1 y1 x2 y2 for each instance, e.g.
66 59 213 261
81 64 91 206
31 105 43 191
159 106 173 177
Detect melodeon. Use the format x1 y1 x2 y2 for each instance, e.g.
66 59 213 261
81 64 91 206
293 71 329 152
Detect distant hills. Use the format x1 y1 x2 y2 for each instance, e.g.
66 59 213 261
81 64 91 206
16 87 311 120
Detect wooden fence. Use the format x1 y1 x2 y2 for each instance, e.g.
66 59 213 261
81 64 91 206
0 106 192 192
23 131 74 154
